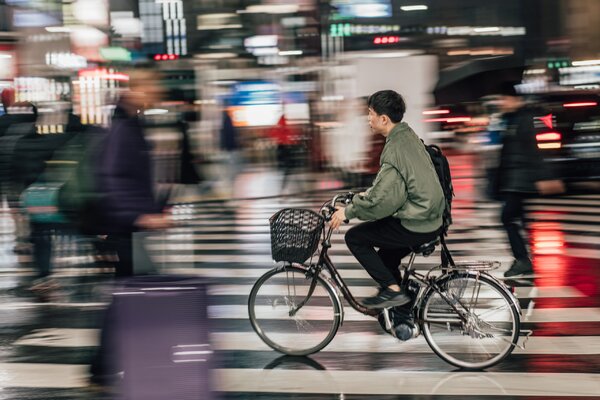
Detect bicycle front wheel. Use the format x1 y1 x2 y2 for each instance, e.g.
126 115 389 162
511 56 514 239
420 273 520 369
248 265 342 356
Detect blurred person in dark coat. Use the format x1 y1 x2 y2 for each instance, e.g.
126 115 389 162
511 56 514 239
91 70 174 383
494 83 565 278
0 101 38 256
13 112 78 290
97 68 172 277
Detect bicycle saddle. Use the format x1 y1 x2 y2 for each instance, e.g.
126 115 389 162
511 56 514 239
412 239 439 257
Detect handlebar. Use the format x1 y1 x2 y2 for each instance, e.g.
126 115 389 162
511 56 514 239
321 192 355 222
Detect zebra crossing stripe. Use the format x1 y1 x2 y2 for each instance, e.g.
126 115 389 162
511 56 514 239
14 329 600 356
0 363 89 388
213 368 600 396
209 304 600 323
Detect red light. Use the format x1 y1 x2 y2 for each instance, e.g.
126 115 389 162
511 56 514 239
161 54 168 60
423 109 450 115
563 102 597 108
154 54 161 61
539 114 554 129
536 132 562 141
532 228 565 255
168 54 176 60
374 36 400 45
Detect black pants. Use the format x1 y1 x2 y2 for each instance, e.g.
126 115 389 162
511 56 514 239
30 222 72 279
501 193 529 261
106 233 134 278
345 218 440 288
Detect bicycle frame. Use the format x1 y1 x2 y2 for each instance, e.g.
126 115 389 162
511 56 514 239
289 223 476 323
288 194 521 332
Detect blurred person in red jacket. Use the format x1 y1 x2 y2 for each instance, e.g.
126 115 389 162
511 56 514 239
270 115 302 192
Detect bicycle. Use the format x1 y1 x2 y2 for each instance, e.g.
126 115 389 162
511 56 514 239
248 192 528 369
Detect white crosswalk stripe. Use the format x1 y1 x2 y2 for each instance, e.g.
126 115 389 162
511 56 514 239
212 369 600 396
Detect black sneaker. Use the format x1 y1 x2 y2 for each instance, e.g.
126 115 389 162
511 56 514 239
362 288 411 309
503 259 534 278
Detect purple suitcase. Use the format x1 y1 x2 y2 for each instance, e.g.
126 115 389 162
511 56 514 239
113 276 214 400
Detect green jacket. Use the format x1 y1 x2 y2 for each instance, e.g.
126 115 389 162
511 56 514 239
345 122 445 233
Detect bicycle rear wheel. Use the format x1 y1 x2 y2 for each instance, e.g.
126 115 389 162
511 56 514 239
248 265 342 356
420 272 520 369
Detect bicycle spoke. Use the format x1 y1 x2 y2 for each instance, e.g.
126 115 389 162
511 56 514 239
250 266 341 356
476 303 511 319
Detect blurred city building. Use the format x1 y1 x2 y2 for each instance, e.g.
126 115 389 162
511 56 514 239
0 0 598 187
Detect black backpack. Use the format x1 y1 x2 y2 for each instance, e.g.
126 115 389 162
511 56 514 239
423 143 454 236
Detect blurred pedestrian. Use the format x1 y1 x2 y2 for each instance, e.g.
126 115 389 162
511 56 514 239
218 108 240 198
0 102 38 256
494 83 565 278
96 68 172 277
90 68 173 386
270 115 301 192
14 106 77 290
173 114 203 201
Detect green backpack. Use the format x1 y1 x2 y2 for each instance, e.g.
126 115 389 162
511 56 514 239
56 127 107 234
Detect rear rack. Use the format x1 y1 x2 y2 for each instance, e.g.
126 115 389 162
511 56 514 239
450 260 502 272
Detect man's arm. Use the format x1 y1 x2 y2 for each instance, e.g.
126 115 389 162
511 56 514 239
344 163 408 221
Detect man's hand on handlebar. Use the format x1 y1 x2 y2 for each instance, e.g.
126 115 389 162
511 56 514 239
330 207 347 230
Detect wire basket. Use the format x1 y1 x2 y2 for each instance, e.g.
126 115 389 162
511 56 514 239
269 208 325 264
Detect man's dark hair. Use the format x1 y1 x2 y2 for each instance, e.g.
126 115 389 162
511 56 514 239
367 90 406 123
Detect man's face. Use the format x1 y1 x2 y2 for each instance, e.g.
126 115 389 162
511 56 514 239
368 107 385 135
128 71 166 109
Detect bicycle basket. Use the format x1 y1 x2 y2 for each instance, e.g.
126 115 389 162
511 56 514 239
269 208 325 264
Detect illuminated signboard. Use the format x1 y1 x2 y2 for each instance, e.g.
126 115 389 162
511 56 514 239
331 0 392 19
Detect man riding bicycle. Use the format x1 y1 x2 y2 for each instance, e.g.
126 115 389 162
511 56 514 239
331 90 445 309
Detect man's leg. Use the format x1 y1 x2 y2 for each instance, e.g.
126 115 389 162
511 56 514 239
502 193 533 277
501 194 529 261
107 234 134 278
30 223 52 279
345 218 434 308
378 247 411 285
345 219 405 289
